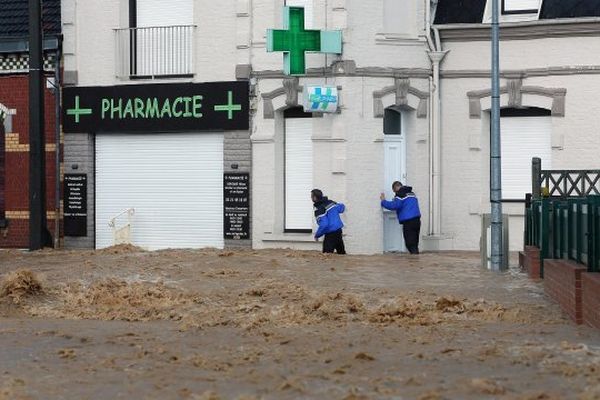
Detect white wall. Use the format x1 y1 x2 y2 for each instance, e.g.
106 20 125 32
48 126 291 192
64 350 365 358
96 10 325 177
62 0 239 86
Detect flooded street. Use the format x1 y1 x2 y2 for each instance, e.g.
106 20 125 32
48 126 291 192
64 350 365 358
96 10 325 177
1 247 600 399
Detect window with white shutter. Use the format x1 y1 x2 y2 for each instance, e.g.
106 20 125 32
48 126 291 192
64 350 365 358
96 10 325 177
131 0 194 77
284 108 313 232
285 0 314 29
500 108 552 200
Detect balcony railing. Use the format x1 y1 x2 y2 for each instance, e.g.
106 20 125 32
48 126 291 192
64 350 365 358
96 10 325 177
115 25 196 79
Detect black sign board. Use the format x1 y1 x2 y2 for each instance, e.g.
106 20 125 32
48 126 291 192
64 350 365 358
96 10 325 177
63 81 249 133
224 173 250 240
64 174 87 236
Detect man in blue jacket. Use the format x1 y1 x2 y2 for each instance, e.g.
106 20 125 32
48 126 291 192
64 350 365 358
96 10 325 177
380 181 421 254
312 189 346 254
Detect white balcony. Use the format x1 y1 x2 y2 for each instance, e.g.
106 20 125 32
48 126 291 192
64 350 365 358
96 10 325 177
114 25 196 79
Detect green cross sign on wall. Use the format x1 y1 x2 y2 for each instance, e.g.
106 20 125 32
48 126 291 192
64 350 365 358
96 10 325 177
267 6 342 76
66 96 93 123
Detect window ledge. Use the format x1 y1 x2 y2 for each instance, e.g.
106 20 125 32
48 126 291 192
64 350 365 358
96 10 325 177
262 232 315 243
375 33 424 46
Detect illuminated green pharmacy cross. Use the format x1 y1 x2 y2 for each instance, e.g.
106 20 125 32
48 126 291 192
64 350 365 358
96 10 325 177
67 96 93 123
267 6 342 76
214 91 242 120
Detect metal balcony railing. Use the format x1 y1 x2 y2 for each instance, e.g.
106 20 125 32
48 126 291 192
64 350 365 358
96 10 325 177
115 25 196 79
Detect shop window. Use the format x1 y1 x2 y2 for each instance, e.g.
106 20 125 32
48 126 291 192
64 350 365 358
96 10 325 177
285 0 314 29
284 107 313 232
499 107 552 200
382 0 416 36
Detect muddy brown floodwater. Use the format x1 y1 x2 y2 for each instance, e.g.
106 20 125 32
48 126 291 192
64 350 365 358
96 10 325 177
1 247 600 400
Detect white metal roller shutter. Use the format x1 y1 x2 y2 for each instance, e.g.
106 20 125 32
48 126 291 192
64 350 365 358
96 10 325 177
285 118 313 231
95 133 223 250
137 0 193 27
501 116 552 200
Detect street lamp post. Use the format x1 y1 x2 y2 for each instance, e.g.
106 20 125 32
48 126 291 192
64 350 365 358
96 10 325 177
490 0 504 271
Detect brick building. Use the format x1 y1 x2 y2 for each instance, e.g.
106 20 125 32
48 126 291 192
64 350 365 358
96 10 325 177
0 0 61 248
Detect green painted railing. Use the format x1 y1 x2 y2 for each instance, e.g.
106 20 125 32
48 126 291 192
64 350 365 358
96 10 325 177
524 196 600 276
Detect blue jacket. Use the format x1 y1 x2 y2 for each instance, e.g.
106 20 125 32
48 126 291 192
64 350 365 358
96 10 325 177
381 186 421 223
314 197 345 239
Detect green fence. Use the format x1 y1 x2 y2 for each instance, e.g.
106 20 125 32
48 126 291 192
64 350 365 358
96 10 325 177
524 196 600 276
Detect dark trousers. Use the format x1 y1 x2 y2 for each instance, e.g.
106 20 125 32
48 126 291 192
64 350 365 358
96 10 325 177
323 229 346 254
402 217 421 254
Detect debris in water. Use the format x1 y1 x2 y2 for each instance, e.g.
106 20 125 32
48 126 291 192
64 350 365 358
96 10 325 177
0 270 43 304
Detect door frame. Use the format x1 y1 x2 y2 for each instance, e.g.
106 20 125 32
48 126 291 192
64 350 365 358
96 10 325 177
382 108 407 253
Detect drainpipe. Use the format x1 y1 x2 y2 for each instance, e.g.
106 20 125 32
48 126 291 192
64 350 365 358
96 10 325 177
427 48 448 237
424 0 449 237
54 37 63 249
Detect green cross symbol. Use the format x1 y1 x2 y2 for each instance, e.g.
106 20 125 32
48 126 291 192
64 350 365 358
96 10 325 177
214 91 242 120
66 96 93 123
267 6 342 76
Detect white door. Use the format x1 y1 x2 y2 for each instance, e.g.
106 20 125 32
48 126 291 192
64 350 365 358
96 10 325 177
285 117 313 231
501 115 552 200
95 133 224 250
383 136 406 253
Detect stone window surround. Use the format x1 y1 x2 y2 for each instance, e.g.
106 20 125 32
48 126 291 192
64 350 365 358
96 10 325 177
372 78 429 119
466 77 566 118
260 77 343 119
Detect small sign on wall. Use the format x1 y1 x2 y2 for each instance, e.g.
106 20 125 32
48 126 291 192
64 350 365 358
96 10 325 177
224 173 250 240
303 85 339 113
64 174 87 236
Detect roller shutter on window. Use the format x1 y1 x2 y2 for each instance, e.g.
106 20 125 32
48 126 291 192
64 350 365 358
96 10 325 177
285 117 313 231
501 115 552 200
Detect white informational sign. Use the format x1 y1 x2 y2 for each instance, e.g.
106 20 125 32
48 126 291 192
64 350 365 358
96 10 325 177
303 86 339 113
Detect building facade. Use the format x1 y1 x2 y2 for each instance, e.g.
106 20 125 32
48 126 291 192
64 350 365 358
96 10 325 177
61 0 600 253
61 0 251 250
250 0 600 254
250 0 438 253
0 0 61 248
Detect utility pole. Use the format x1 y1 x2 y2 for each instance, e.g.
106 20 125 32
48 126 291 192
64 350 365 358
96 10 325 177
490 0 504 271
29 0 47 250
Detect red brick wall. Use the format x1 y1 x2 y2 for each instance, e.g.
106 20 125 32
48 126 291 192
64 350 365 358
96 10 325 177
544 259 587 324
0 73 60 248
583 273 600 330
0 123 4 220
519 246 541 280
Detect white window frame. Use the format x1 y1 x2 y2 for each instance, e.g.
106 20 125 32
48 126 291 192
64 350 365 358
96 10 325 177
285 0 314 29
500 109 552 201
483 0 543 23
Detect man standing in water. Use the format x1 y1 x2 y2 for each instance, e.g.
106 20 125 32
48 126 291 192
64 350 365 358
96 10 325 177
311 189 346 254
380 181 421 254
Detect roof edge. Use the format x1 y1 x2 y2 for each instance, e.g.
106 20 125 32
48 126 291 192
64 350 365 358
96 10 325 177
435 17 600 41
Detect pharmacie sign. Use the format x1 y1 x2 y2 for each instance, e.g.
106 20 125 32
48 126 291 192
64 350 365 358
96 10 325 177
63 81 249 133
